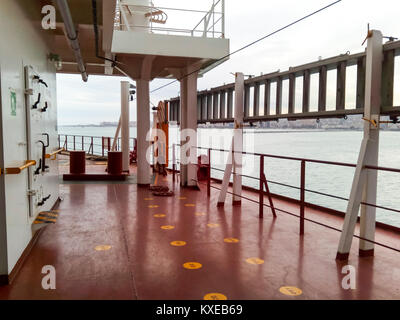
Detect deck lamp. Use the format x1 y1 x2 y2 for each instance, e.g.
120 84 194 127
130 84 136 101
48 53 62 71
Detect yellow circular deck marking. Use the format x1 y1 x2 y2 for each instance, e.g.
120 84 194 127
144 198 154 201
207 223 220 228
204 293 228 300
148 205 159 209
195 212 207 216
95 245 112 251
279 286 303 296
161 225 175 230
154 214 166 218
183 262 202 270
178 197 187 200
184 204 195 207
246 257 264 265
224 238 240 243
170 241 187 247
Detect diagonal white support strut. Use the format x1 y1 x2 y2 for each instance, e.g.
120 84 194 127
336 30 383 261
217 137 234 206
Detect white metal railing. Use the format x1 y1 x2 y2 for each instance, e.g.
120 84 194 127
191 0 225 38
115 0 225 39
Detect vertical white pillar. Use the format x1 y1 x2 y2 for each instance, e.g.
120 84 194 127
359 30 383 256
152 111 158 167
233 72 244 205
179 68 199 187
180 76 188 186
336 30 383 260
121 81 130 172
186 70 199 187
136 79 151 185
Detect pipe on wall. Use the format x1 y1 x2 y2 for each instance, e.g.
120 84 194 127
56 0 88 82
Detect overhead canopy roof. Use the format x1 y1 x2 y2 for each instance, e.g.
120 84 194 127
29 0 229 80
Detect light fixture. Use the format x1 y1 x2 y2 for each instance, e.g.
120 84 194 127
48 53 62 71
130 83 136 101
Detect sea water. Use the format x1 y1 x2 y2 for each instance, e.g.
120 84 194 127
59 126 400 228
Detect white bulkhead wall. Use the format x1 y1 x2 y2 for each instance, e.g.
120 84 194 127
0 0 59 277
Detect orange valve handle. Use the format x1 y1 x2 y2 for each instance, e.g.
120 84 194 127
6 160 37 174
45 148 64 160
362 117 378 128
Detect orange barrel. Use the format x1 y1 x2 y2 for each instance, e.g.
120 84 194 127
70 151 86 174
107 151 123 175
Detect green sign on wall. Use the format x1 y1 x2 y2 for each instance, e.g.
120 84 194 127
10 91 16 116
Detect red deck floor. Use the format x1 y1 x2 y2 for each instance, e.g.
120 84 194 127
0 160 399 300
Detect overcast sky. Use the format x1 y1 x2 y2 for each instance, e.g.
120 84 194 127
57 0 400 125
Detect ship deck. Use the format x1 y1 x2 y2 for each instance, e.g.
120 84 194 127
0 158 399 300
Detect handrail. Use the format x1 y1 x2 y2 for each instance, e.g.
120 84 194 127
46 148 65 159
123 4 215 14
192 0 223 37
117 2 224 39
167 38 400 123
5 160 36 175
118 24 223 36
192 178 400 254
195 146 400 172
58 134 137 157
59 133 137 140
173 142 400 254
171 144 400 223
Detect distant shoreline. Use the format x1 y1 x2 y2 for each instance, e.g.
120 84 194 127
59 125 399 132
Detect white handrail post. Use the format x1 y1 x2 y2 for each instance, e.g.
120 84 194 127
221 0 225 38
119 1 131 31
121 81 130 172
212 0 215 38
172 143 176 169
217 72 244 207
336 30 383 261
232 72 244 206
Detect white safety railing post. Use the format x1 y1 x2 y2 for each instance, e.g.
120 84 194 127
121 81 130 172
232 72 244 205
172 143 176 167
336 30 383 261
221 0 225 38
212 0 215 38
217 72 244 206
